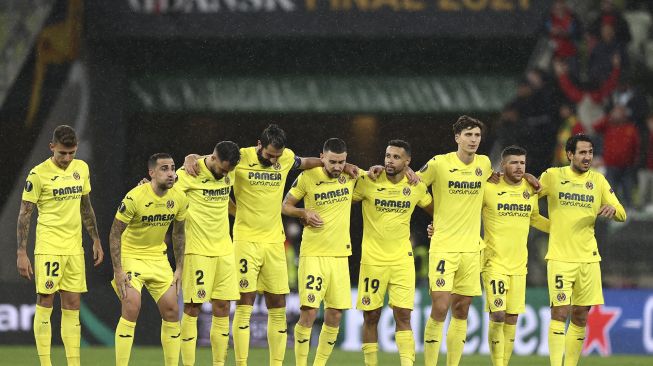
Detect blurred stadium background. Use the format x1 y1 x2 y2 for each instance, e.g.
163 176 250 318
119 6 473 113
1 0 653 363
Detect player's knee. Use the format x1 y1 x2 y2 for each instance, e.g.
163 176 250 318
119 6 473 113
571 306 590 326
489 311 506 323
324 308 342 326
363 309 381 325
300 307 318 326
36 293 55 308
237 292 256 306
550 305 569 322
451 297 472 319
430 300 449 320
392 308 412 329
122 300 141 320
161 304 179 322
264 293 286 308
212 300 230 317
60 291 81 310
184 303 201 317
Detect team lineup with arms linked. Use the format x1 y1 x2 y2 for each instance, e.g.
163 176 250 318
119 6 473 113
17 117 626 366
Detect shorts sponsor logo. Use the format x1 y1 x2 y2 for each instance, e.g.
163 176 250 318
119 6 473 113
338 175 347 184
197 289 206 299
45 280 54 290
523 191 530 199
402 187 411 196
557 293 566 302
436 278 446 287
239 279 249 289
273 162 281 171
475 167 483 177
166 200 175 209
73 171 80 180
361 296 371 306
494 298 504 308
307 294 315 303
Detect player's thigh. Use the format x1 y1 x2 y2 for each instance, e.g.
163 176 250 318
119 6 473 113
323 257 352 310
298 257 327 308
428 252 460 292
211 254 240 301
505 275 526 314
111 257 146 298
452 252 482 296
58 254 87 293
234 241 263 293
182 254 217 304
572 262 604 306
547 260 578 307
142 259 174 304
356 264 389 311
34 254 65 295
482 272 509 313
387 263 415 310
258 242 289 294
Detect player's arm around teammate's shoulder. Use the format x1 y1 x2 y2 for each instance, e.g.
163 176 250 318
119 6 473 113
16 200 37 280
80 194 104 267
282 173 323 227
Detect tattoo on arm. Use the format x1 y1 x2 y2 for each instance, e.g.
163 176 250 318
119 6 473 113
80 195 100 241
17 201 35 251
172 221 186 269
109 219 127 271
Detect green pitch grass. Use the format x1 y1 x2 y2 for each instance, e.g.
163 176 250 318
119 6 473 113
1 346 650 365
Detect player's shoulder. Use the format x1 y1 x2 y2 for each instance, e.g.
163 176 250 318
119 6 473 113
542 166 563 178
303 166 322 178
71 159 89 170
587 169 608 183
476 154 492 167
280 147 296 164
30 159 50 175
169 186 188 200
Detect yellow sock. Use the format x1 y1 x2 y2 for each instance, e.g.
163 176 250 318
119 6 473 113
34 305 53 366
362 342 378 366
313 324 339 366
233 305 253 366
503 323 516 366
424 317 444 366
61 309 81 366
267 307 287 366
294 324 312 366
446 317 467 366
115 317 136 366
395 330 415 366
181 313 198 366
161 319 181 366
488 321 504 366
564 322 586 366
548 320 566 366
210 316 230 366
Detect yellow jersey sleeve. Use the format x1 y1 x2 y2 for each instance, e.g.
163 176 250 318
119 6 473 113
22 170 42 204
233 146 296 243
599 174 626 222
529 194 550 233
416 156 438 186
292 167 354 257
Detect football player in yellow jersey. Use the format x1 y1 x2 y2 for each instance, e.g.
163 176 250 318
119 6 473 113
17 125 104 366
109 153 188 366
354 140 434 366
175 141 241 366
183 125 358 366
539 134 626 366
281 138 356 366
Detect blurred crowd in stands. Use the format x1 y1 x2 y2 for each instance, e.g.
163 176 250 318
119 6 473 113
490 0 653 212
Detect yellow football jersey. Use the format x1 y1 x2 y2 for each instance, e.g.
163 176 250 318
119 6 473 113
539 166 626 263
115 183 189 259
417 152 492 253
287 167 356 257
233 146 298 243
22 158 91 255
176 158 235 256
353 171 432 265
482 178 549 275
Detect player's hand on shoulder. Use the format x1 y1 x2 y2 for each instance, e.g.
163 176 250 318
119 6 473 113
183 154 201 177
138 178 150 186
367 165 384 181
16 251 33 280
344 163 359 179
303 209 324 228
426 222 434 239
598 204 616 219
487 171 501 184
524 173 542 193
405 166 421 185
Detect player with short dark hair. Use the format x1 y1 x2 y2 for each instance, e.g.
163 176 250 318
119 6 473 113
540 134 626 366
17 124 103 366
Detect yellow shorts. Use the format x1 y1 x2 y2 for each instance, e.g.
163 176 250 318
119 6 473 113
182 253 240 303
547 260 604 307
298 256 351 310
429 252 481 296
34 254 87 294
111 257 173 303
482 272 526 314
234 241 289 294
357 262 415 311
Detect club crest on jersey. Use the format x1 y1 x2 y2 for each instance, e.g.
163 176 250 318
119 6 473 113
475 167 483 176
166 200 175 209
557 293 567 302
403 187 411 196
118 202 126 213
25 180 33 192
197 289 206 299
239 279 249 289
45 280 54 290
585 181 594 190
494 298 503 308
361 296 371 306
338 175 347 184
436 278 446 287
307 294 316 303
273 162 281 170
73 171 80 180
224 176 230 185
523 191 530 199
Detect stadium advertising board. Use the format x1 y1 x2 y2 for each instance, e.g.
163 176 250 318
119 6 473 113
86 0 552 38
